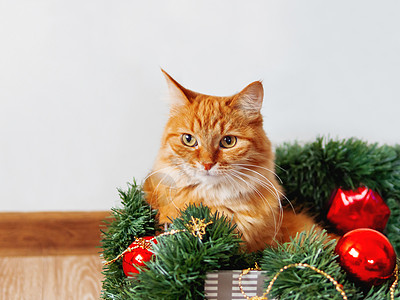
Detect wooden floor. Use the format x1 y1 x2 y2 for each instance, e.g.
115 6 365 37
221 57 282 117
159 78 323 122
0 254 103 300
0 212 108 300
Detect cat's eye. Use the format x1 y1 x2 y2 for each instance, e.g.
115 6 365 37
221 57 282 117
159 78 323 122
220 136 237 148
181 134 198 147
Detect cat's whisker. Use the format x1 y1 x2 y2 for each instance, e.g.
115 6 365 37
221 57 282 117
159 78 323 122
231 169 284 238
231 169 277 202
150 170 173 203
148 164 185 198
223 170 249 191
236 169 287 228
223 172 238 188
273 162 287 173
225 174 248 196
236 166 282 197
234 166 281 201
233 165 294 211
230 170 280 238
231 170 277 209
166 169 187 211
142 166 176 184
232 163 284 184
228 171 253 191
151 165 189 212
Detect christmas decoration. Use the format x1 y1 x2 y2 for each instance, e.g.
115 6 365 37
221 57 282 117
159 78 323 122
327 187 391 234
100 181 158 299
122 236 156 276
261 228 361 299
105 219 214 277
127 204 245 299
186 216 213 240
237 263 265 300
335 228 397 286
275 137 400 255
101 138 400 300
264 263 348 300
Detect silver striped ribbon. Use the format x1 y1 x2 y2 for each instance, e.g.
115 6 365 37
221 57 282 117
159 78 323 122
205 270 267 300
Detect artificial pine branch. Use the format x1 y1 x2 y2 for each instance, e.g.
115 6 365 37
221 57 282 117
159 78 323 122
100 180 159 299
275 137 400 254
127 204 247 300
275 138 400 212
100 138 400 299
386 198 400 255
261 228 362 299
261 228 399 299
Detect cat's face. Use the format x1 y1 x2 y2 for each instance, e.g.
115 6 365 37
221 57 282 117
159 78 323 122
156 71 274 191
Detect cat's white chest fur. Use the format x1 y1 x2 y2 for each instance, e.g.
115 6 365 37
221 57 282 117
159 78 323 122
194 180 252 206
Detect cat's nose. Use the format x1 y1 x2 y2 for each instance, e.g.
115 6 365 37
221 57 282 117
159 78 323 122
202 163 214 171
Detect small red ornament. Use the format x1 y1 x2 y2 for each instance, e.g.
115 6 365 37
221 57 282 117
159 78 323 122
122 236 157 276
327 187 390 234
335 228 397 286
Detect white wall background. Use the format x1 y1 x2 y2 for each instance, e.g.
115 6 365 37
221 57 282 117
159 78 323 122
1 1 399 212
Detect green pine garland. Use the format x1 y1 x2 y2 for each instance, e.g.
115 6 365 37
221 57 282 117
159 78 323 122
274 137 400 255
100 181 159 299
261 229 362 299
101 137 400 299
261 228 400 299
127 204 247 299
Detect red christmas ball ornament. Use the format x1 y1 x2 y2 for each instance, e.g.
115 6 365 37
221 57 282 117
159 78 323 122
327 187 390 234
335 228 397 286
122 236 157 277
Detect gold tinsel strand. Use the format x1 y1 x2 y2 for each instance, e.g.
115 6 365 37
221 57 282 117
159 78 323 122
390 264 399 300
239 262 400 300
239 263 348 300
104 217 399 300
104 218 212 266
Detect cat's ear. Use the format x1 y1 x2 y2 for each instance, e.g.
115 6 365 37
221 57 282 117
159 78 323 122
234 81 264 113
161 69 197 107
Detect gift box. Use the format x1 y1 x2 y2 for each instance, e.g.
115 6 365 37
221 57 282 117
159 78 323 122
205 270 267 300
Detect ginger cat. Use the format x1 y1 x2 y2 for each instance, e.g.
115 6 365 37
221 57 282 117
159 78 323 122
144 70 319 252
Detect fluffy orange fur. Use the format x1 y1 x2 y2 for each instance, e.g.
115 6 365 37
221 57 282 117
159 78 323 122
144 70 319 252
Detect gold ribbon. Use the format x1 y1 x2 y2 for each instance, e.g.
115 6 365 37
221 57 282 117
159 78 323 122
104 218 212 266
239 262 399 300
